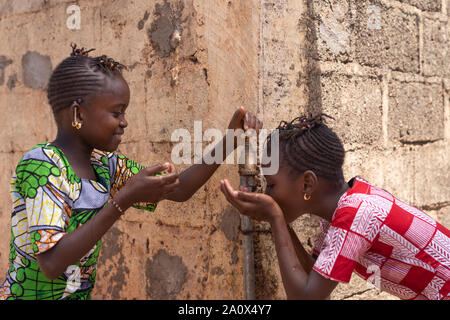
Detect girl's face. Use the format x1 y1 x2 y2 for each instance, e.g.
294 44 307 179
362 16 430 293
78 75 130 152
264 165 308 223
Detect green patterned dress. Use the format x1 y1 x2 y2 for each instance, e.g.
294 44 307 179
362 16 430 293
0 143 157 300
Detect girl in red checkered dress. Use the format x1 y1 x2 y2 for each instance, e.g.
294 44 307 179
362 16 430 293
220 114 450 300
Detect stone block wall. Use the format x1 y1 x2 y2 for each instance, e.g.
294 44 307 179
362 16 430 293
0 0 448 300
255 0 449 300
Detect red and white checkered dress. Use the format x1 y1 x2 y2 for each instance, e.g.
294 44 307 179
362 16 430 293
312 176 450 300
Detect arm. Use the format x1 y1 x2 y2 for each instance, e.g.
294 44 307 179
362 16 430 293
166 135 231 202
37 196 126 279
287 225 316 274
37 164 179 279
220 179 338 300
288 226 332 300
270 213 338 299
166 108 262 202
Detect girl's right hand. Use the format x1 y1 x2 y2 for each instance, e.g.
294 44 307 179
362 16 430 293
219 179 283 224
116 163 180 209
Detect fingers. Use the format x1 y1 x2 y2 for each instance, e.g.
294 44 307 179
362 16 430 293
222 179 238 197
239 185 249 192
235 190 260 202
221 180 257 204
221 179 256 210
243 112 263 133
161 163 179 194
157 171 179 185
228 106 263 133
145 163 179 184
162 178 180 194
220 179 236 200
219 179 243 210
224 180 261 203
144 163 170 176
230 106 247 129
256 117 263 132
166 163 177 174
220 180 264 221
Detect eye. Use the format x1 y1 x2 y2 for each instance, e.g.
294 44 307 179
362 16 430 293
266 184 275 189
112 111 125 118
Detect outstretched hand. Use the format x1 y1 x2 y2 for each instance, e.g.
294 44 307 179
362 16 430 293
119 163 180 208
219 179 282 223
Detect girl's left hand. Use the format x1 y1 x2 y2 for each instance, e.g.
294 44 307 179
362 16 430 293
219 179 283 223
227 106 263 133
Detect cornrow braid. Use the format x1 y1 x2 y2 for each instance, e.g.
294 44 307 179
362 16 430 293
47 43 126 113
267 113 345 182
93 55 126 72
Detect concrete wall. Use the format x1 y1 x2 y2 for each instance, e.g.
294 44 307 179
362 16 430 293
0 0 448 300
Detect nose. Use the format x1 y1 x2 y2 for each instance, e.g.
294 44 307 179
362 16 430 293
120 115 128 128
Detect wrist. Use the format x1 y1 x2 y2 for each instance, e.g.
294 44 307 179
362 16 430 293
267 205 285 225
110 198 125 216
113 190 133 212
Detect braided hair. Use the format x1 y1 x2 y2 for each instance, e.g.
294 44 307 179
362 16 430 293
267 114 345 183
47 43 126 113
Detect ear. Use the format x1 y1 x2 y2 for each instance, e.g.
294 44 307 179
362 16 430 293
69 101 84 123
302 170 318 195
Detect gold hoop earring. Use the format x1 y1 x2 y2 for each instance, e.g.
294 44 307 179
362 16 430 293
304 193 311 201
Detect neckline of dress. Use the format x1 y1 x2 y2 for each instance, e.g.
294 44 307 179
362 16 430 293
43 142 108 189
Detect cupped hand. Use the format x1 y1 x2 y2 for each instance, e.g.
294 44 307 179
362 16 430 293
118 163 180 208
219 179 282 223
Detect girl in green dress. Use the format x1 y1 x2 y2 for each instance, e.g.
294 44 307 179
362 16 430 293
0 45 262 300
